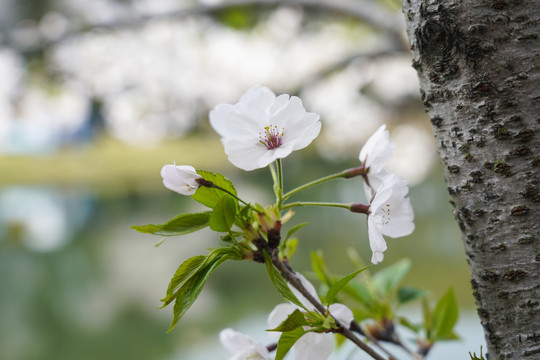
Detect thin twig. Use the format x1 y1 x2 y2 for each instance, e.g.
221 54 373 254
351 321 402 360
270 249 388 360
393 335 424 360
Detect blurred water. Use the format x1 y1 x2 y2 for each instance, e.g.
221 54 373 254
0 164 485 360
183 311 485 360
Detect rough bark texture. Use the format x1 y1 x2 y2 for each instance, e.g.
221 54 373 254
401 1 539 359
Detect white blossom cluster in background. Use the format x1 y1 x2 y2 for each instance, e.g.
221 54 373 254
0 0 435 184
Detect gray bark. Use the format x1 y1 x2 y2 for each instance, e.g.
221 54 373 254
401 1 539 359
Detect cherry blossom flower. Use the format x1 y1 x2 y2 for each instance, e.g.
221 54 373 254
160 164 202 195
209 85 321 171
367 172 414 264
359 124 396 199
267 273 354 360
220 328 272 360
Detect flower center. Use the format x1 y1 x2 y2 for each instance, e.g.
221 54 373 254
259 125 284 150
380 203 391 225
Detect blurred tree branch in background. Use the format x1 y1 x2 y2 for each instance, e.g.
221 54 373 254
1 0 406 53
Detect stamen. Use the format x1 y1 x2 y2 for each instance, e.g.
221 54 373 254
259 125 285 150
380 203 391 225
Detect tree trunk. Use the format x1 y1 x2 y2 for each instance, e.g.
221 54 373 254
401 1 539 359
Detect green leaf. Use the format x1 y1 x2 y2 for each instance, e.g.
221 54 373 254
263 251 305 309
285 222 309 240
397 286 427 305
281 238 298 259
398 316 421 333
192 170 237 209
311 250 331 286
275 327 307 360
161 255 206 306
432 288 459 341
209 195 237 232
344 281 374 307
372 258 411 297
268 309 308 332
422 296 432 340
131 212 211 236
325 267 369 305
166 247 242 332
215 5 258 30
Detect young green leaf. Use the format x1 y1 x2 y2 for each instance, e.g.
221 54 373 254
325 267 369 305
372 258 411 297
311 250 331 286
192 170 237 209
209 195 237 232
422 296 432 340
161 255 206 306
275 327 307 360
281 238 298 259
398 316 422 333
268 309 308 332
397 286 427 305
432 288 459 341
166 247 242 332
131 212 211 236
285 222 309 241
263 251 306 310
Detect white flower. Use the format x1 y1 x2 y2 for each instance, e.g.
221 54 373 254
367 173 414 264
267 273 354 360
359 124 396 199
209 85 321 171
220 328 272 360
160 164 202 195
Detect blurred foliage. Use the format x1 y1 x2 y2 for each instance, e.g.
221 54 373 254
215 5 261 30
0 135 225 196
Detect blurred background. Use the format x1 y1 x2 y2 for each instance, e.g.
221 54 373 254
0 0 485 359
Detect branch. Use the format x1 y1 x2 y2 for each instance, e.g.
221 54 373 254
3 0 404 51
269 249 388 360
289 46 408 96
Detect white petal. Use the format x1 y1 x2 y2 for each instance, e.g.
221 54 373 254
237 86 276 124
223 139 272 171
267 303 297 335
363 169 388 201
239 85 276 109
220 328 255 353
294 332 333 360
359 124 396 174
285 114 321 151
370 172 408 211
328 303 354 327
269 93 291 116
209 105 262 139
230 345 271 360
368 216 387 264
383 220 415 238
371 251 384 264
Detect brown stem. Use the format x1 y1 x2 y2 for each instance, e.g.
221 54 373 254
351 321 402 360
269 249 388 360
393 336 424 360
